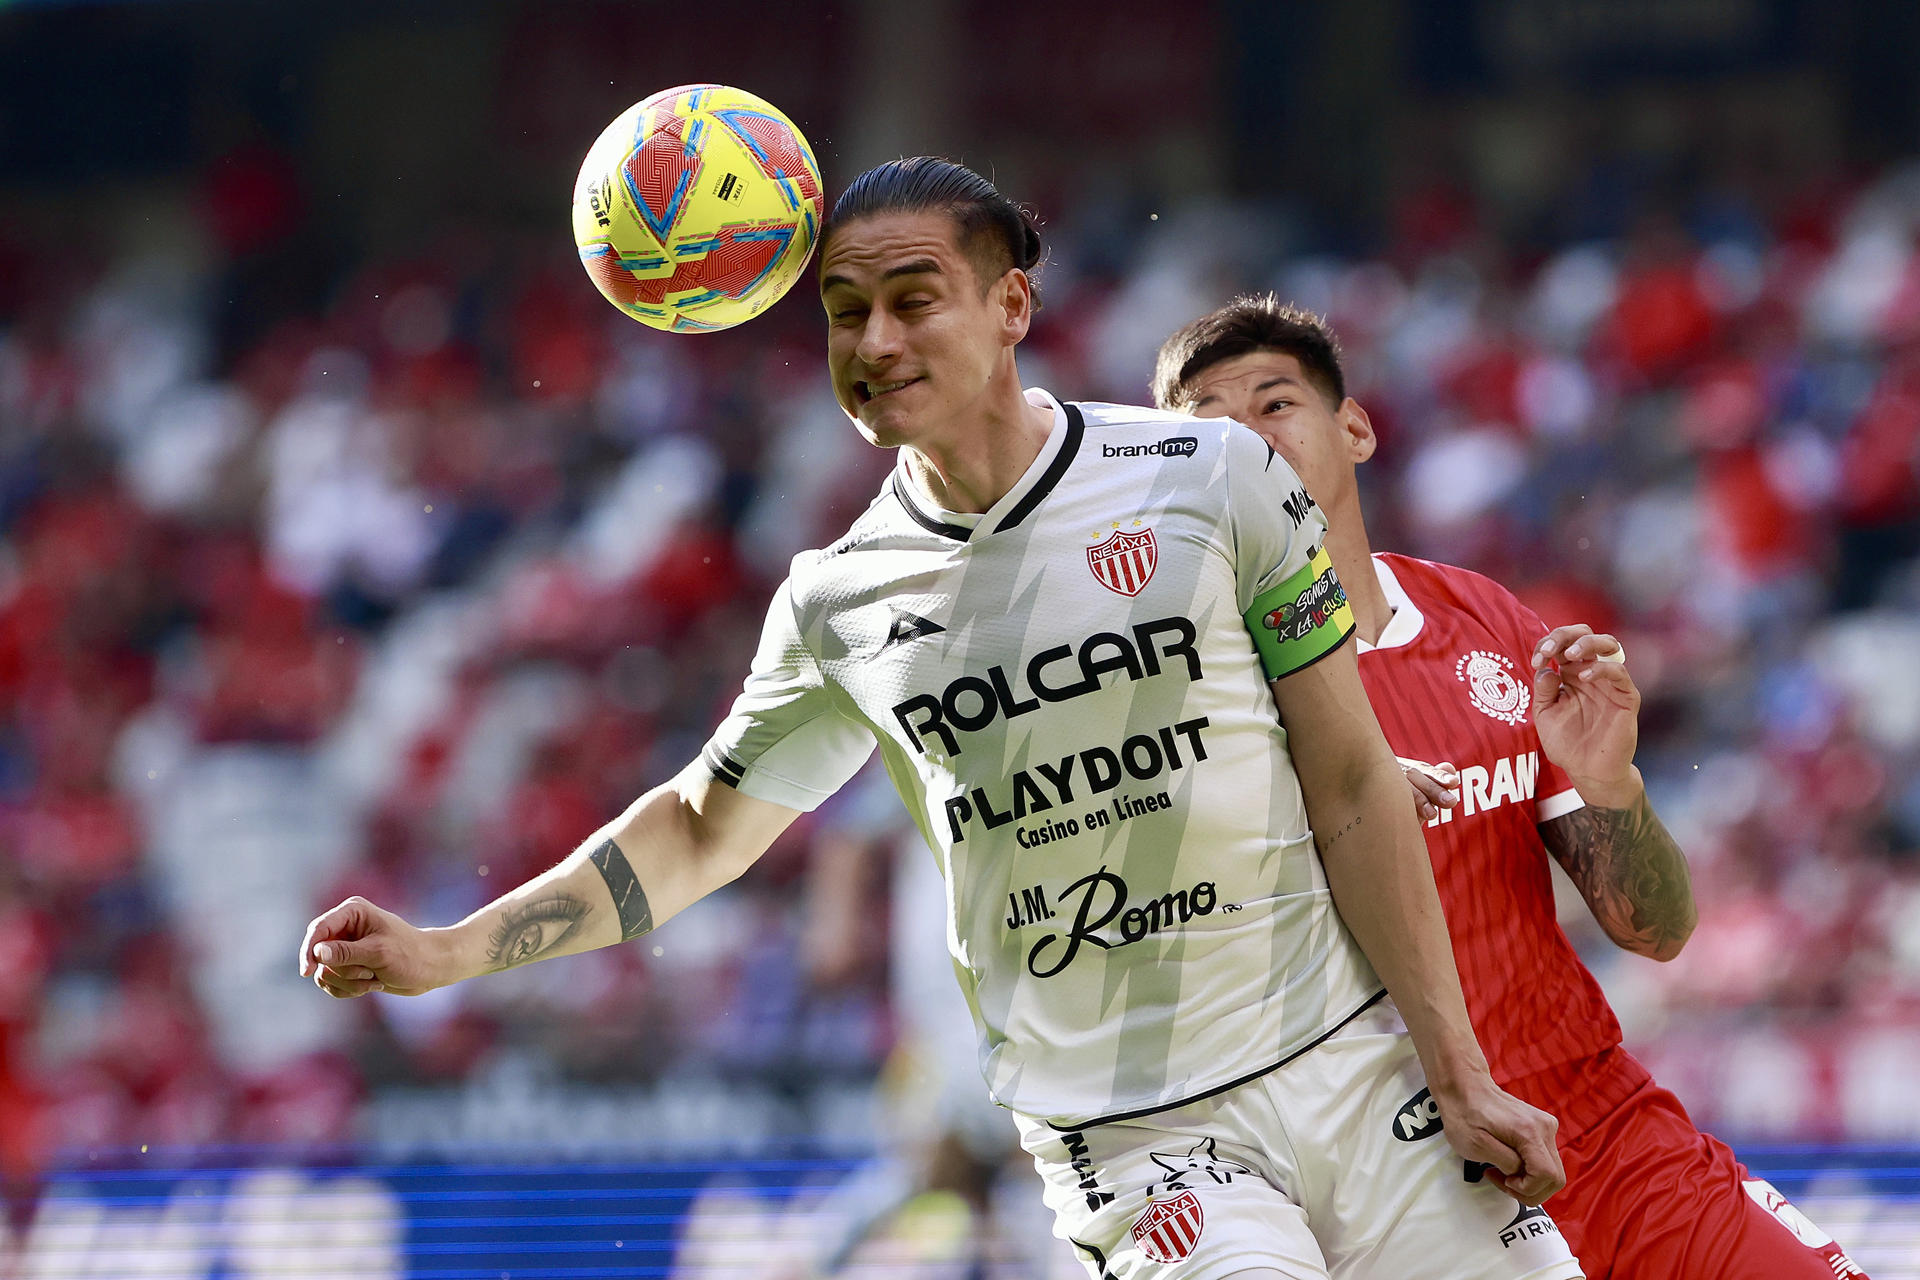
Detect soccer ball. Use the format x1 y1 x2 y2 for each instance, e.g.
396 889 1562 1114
571 84 825 333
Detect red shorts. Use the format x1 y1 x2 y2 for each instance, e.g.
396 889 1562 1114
1547 1070 1869 1279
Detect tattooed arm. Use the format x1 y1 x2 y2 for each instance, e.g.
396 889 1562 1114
299 761 802 996
468 839 651 976
1530 623 1697 961
1541 774 1697 962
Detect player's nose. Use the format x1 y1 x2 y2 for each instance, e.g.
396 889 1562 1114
853 308 904 366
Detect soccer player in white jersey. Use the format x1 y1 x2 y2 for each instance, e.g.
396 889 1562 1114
299 158 1581 1280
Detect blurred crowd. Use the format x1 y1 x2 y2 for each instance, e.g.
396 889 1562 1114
1 131 1918 1180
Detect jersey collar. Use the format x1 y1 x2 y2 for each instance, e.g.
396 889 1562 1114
890 389 1084 542
1355 554 1425 653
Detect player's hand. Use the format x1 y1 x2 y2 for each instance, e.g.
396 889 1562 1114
1531 624 1638 794
298 896 450 998
1434 1075 1565 1205
1397 756 1459 822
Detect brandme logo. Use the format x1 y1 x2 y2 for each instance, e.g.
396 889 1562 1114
1102 437 1197 459
1392 1087 1444 1142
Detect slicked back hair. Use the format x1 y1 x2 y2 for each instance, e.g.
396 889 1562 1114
823 156 1043 304
1153 295 1346 412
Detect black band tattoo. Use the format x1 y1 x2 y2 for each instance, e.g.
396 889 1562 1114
1543 794 1696 960
589 838 655 941
486 894 590 970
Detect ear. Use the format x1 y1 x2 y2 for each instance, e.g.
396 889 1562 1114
1338 397 1377 465
998 268 1034 345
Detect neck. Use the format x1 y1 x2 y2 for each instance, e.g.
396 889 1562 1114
902 373 1054 514
1321 498 1392 644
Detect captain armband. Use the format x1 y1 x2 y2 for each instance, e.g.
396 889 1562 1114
1243 543 1355 680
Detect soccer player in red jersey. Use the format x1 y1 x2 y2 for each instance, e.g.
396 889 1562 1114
1153 295 1870 1280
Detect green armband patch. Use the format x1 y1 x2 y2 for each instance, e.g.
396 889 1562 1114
1244 544 1355 679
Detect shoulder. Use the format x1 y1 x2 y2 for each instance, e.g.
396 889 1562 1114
1070 401 1306 490
1068 400 1233 460
1071 399 1209 432
1377 553 1542 640
1377 553 1517 609
814 480 904 559
787 467 985 608
786 479 914 598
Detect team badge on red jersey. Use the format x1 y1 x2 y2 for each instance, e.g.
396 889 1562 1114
1455 649 1530 725
1088 526 1157 596
1131 1190 1204 1263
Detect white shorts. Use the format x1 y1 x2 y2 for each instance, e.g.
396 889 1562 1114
1014 1001 1584 1280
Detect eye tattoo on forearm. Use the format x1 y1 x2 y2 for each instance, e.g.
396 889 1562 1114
589 838 655 941
486 895 590 970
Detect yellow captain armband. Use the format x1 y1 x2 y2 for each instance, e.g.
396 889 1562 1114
1243 544 1355 680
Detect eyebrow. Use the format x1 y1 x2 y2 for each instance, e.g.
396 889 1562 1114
1191 374 1304 409
820 258 944 294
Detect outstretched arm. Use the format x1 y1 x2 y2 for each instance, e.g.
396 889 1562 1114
1271 640 1564 1206
299 762 802 997
1530 625 1697 961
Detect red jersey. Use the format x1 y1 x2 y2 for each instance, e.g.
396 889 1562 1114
1355 553 1629 1134
1359 553 1873 1278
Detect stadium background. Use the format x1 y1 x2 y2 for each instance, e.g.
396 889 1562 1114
2 0 1918 1273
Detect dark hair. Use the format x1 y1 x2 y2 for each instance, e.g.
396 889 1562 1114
1152 295 1346 412
823 156 1043 301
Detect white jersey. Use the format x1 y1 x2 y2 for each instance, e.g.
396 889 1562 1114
703 390 1380 1127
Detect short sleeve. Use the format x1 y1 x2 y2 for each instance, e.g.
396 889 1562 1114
1509 599 1584 822
701 578 876 811
1223 427 1355 680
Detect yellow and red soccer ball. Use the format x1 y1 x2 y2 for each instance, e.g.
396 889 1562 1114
572 84 824 333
